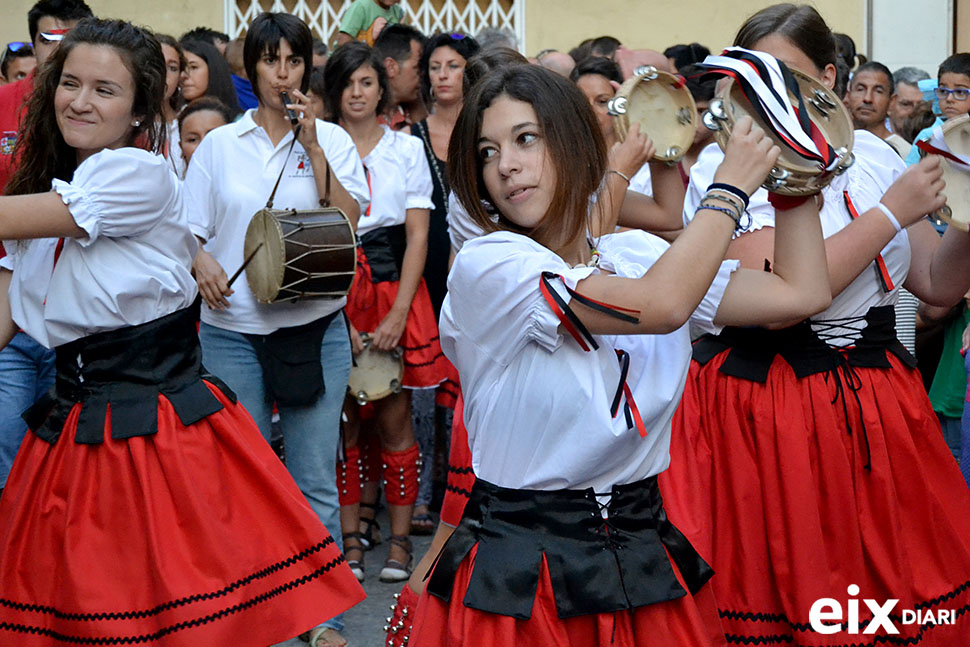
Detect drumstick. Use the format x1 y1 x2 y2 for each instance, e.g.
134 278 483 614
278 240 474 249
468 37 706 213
227 243 263 288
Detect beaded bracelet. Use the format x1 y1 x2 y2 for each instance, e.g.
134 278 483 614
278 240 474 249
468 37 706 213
705 191 745 212
707 182 750 209
697 202 742 229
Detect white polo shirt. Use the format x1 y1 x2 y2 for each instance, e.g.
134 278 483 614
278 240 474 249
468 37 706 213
183 110 369 335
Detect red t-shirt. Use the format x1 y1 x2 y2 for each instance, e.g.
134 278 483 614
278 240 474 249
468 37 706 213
0 72 34 259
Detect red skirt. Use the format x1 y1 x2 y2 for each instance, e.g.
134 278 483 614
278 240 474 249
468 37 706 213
662 350 970 646
410 546 726 646
0 386 365 646
439 393 474 527
346 246 448 389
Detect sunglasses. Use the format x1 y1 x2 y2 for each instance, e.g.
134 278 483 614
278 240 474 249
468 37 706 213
935 87 970 101
0 42 33 71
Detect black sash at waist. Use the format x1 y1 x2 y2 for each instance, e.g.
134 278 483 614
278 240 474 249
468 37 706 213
426 476 713 619
359 224 406 283
692 305 916 383
22 302 234 445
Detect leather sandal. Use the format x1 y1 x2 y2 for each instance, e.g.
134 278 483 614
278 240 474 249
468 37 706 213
359 502 382 550
379 535 413 583
306 626 348 647
342 531 365 582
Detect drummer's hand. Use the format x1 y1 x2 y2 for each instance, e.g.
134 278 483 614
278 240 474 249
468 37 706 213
713 115 781 197
609 123 655 179
372 308 407 352
193 249 233 310
288 89 322 154
349 323 365 356
881 156 947 229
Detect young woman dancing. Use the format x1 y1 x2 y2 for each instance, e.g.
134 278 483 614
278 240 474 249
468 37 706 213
662 4 970 645
0 18 362 646
408 62 832 647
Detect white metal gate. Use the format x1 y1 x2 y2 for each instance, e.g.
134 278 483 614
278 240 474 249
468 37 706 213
225 0 525 51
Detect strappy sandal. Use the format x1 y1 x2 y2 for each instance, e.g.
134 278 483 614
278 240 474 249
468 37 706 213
342 531 365 582
359 502 382 550
379 535 413 583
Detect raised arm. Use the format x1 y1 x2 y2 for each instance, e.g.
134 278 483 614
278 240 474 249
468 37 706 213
291 90 363 230
571 116 781 335
726 156 947 305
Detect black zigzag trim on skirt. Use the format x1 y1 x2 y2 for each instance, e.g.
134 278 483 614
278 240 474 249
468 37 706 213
400 336 441 352
725 602 970 646
0 554 346 645
445 484 472 498
447 466 474 475
0 537 336 622
720 578 970 633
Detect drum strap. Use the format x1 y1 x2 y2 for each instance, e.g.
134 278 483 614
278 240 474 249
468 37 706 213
265 125 333 209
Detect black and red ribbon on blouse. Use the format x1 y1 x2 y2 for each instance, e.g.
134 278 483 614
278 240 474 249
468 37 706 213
539 272 648 437
843 191 895 293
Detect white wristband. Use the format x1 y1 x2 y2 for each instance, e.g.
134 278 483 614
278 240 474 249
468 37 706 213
876 202 902 233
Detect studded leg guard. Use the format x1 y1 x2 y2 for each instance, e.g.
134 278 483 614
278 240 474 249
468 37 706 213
360 431 383 485
384 582 418 646
382 444 421 506
337 444 362 506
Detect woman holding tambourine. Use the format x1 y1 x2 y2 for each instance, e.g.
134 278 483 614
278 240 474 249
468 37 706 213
661 4 970 645
183 12 369 647
324 41 448 584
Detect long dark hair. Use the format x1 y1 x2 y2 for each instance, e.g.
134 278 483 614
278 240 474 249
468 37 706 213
323 41 390 123
7 18 166 196
180 38 242 117
734 3 837 74
449 65 606 252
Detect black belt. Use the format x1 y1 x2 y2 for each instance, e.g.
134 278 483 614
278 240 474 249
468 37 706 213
426 476 713 619
359 224 406 283
23 302 234 445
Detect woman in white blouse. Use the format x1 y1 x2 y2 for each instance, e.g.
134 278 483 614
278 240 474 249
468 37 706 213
183 13 369 647
0 18 362 646
408 62 834 647
662 5 970 645
323 41 448 584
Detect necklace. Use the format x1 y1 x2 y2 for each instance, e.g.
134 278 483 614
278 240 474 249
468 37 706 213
416 121 449 213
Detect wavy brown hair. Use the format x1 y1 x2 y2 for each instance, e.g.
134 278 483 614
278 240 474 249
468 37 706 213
448 64 607 253
6 18 166 196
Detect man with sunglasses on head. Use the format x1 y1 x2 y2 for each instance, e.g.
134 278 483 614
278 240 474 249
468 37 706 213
0 43 35 86
0 0 92 504
0 0 93 191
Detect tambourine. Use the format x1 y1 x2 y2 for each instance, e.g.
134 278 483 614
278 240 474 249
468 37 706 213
243 207 357 303
920 114 970 232
347 333 404 405
702 67 855 195
608 65 697 163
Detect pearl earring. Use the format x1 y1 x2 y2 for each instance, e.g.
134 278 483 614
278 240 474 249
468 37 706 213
133 120 140 127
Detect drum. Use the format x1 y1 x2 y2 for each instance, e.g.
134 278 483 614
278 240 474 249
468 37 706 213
923 114 970 232
244 207 357 303
608 65 697 163
348 333 404 405
702 67 855 195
